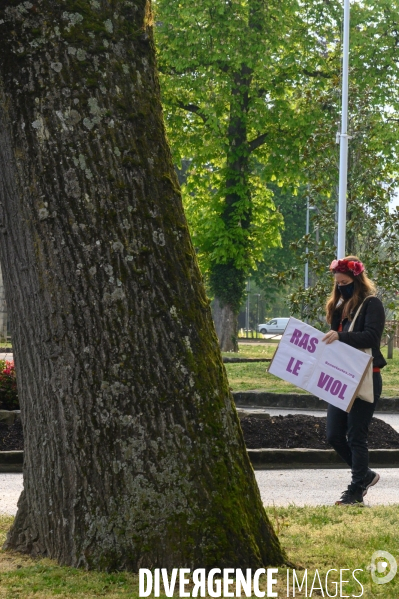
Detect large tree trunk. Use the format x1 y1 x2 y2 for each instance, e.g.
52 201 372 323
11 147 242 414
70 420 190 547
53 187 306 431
212 298 238 352
0 0 284 570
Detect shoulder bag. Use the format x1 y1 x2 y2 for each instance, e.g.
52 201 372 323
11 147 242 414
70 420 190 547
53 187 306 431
348 298 374 403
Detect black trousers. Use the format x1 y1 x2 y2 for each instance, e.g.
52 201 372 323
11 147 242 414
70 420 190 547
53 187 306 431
326 372 383 489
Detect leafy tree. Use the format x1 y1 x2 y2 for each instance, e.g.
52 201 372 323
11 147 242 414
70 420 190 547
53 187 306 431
286 80 399 326
0 0 285 569
273 0 399 325
156 0 399 341
154 0 331 350
253 185 308 317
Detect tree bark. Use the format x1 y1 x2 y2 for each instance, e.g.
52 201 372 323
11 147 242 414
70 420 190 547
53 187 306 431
212 298 238 352
0 0 284 570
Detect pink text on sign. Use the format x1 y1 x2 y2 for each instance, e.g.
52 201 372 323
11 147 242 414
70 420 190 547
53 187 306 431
317 372 348 400
290 329 319 354
286 357 303 376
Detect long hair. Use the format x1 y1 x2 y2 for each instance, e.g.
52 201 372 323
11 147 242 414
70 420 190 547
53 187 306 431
325 255 376 324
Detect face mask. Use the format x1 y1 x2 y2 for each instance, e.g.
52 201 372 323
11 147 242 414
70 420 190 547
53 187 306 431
337 282 354 300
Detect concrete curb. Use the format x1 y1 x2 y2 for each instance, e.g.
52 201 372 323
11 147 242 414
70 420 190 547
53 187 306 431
0 451 23 472
248 448 399 469
223 358 271 363
2 448 399 473
233 391 399 412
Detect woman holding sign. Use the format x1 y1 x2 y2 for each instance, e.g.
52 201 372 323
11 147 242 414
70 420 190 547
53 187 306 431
322 256 386 506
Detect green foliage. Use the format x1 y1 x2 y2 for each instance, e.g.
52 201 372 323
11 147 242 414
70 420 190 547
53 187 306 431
273 0 399 323
253 185 308 314
155 0 399 318
153 0 323 310
184 170 283 273
209 262 246 313
284 80 399 325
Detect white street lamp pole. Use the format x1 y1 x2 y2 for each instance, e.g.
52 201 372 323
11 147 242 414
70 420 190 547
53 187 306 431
337 0 351 259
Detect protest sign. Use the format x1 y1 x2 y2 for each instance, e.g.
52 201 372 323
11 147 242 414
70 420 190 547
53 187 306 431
268 317 373 412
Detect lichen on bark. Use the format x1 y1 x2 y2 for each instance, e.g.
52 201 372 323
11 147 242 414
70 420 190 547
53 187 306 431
0 0 285 570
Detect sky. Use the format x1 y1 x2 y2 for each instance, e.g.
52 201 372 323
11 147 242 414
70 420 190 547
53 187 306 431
389 193 399 213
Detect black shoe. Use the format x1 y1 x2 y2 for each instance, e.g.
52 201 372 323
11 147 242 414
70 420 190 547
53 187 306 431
335 486 364 506
362 470 380 497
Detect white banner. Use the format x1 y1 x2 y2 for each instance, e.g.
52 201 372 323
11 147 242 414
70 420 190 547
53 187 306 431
268 317 373 412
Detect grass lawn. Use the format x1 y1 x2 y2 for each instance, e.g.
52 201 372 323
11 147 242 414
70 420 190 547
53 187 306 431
0 516 138 598
224 344 399 396
268 504 399 598
2 506 399 597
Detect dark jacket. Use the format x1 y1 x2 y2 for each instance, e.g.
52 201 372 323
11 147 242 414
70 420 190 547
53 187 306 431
331 296 387 369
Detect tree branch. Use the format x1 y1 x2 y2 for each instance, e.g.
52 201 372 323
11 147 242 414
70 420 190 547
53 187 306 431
177 102 207 123
158 60 230 76
248 132 268 153
302 69 333 79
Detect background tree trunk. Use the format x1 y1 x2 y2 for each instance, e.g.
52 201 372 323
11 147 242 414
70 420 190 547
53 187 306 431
208 71 251 352
212 298 238 352
0 0 284 570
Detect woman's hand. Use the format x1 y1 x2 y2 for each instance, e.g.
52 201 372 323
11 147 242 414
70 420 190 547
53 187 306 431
322 330 339 344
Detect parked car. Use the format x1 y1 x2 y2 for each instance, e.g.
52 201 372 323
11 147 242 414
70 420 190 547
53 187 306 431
258 318 290 335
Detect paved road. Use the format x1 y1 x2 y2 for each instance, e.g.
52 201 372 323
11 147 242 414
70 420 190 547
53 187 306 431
256 469 399 506
0 474 22 515
0 363 396 511
1 469 398 515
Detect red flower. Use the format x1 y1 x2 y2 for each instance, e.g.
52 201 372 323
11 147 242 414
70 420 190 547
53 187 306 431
331 259 350 273
352 261 365 275
329 260 339 271
329 258 365 276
